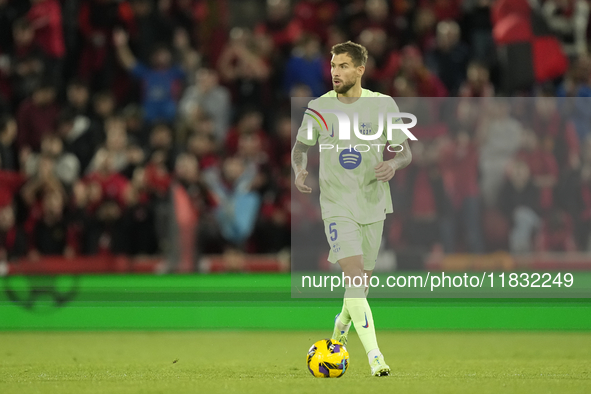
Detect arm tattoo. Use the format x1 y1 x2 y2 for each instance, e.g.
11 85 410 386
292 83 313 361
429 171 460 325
389 140 412 171
291 140 310 174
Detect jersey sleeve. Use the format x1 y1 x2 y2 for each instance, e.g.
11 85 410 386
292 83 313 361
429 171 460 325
296 99 320 146
386 98 409 147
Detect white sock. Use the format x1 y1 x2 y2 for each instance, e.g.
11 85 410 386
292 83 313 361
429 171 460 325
368 348 382 363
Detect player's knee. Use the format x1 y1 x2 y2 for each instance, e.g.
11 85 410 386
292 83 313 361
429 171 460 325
342 268 364 287
338 255 364 286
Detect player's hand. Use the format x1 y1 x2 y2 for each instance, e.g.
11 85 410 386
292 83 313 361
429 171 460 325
374 162 395 182
295 170 312 193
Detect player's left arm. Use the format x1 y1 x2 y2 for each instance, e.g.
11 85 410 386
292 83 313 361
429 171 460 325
374 139 412 182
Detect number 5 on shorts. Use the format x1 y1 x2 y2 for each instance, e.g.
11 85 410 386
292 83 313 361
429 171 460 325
329 222 338 241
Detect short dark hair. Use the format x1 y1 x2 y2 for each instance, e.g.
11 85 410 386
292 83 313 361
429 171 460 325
330 41 368 67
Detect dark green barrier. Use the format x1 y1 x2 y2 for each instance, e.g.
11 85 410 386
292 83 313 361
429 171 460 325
1 273 590 330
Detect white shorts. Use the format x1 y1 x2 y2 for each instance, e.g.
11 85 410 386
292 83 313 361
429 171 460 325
323 217 384 271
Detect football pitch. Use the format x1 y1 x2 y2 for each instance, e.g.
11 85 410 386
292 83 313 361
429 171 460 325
1 331 590 394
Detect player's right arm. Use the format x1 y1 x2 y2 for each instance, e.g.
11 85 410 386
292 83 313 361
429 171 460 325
293 100 321 193
292 140 312 193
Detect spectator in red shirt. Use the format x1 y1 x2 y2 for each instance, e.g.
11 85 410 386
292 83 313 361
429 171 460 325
359 28 401 93
146 122 179 172
26 190 76 257
10 18 40 60
89 90 116 143
269 112 292 169
65 78 91 117
293 0 338 43
188 131 219 171
27 0 65 81
393 45 448 97
8 18 47 107
0 0 19 54
458 61 495 98
498 160 541 254
237 132 273 196
16 81 60 153
192 0 230 67
438 131 484 253
254 0 302 56
218 28 271 111
403 140 451 251
79 164 129 255
0 166 26 222
224 108 270 157
420 0 462 22
535 209 577 252
347 0 399 44
254 165 291 253
77 0 135 89
85 148 130 209
0 114 17 170
516 130 559 212
530 93 580 171
120 166 158 255
144 150 172 200
121 103 148 147
413 6 438 51
574 163 591 250
0 202 27 261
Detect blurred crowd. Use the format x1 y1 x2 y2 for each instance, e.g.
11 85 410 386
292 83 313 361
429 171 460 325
382 95 591 257
2 0 591 264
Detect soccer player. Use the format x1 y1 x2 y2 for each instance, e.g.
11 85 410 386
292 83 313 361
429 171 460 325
292 41 412 376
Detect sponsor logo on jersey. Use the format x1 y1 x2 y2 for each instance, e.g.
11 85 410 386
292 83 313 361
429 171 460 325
339 148 362 170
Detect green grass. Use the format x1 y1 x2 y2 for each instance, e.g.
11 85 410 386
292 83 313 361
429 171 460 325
1 332 591 394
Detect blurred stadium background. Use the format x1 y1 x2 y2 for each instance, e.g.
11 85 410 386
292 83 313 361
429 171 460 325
4 0 591 273
1 0 591 393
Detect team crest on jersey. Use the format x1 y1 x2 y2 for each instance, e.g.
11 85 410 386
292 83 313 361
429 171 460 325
358 122 373 135
332 243 341 253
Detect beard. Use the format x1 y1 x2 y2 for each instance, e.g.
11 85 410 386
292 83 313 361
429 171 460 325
333 79 355 94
